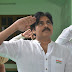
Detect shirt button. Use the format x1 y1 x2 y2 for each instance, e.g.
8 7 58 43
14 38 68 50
46 68 47 70
42 50 43 51
46 58 47 60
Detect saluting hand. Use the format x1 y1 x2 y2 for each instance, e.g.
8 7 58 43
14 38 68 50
13 16 36 32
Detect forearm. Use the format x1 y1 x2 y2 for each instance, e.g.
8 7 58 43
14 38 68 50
0 64 5 72
0 16 36 44
0 24 17 44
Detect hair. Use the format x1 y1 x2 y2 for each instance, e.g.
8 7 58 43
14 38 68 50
30 12 53 30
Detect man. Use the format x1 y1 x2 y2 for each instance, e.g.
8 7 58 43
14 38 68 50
0 12 71 72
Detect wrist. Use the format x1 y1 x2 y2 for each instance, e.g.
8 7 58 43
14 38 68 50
21 33 25 39
12 23 18 31
21 33 25 37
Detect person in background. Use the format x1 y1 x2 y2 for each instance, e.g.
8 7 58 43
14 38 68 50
55 25 72 54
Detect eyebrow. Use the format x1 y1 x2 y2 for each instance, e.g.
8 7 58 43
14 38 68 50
39 20 52 24
39 21 44 22
46 20 51 22
39 19 50 22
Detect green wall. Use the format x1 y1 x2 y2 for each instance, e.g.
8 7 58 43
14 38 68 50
71 0 72 24
0 0 62 41
61 0 71 31
55 0 71 40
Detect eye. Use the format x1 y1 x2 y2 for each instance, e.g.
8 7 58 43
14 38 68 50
46 21 51 24
38 21 44 25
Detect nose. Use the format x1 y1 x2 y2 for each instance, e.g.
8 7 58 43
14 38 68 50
44 23 48 27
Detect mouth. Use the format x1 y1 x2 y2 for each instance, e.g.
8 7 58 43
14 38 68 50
43 30 49 33
44 29 49 31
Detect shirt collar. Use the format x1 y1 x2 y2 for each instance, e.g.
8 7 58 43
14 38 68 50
33 39 54 45
32 39 55 55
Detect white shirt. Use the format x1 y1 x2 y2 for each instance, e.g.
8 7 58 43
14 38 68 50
0 39 72 72
10 34 25 41
55 25 72 54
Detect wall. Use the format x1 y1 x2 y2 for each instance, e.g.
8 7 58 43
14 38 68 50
0 0 62 41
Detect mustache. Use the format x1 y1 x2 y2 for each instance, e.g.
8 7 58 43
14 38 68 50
42 27 51 32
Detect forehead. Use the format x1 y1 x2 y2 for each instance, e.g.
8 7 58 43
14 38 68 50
39 16 50 21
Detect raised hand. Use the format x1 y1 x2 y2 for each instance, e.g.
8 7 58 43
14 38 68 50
0 16 36 44
22 29 36 39
14 16 36 32
22 29 33 38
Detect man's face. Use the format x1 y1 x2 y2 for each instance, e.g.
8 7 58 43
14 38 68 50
35 16 53 39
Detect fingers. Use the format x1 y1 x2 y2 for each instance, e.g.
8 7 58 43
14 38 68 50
24 16 36 25
28 32 33 36
23 29 31 35
29 17 36 25
22 29 32 37
23 32 32 38
26 26 30 30
16 16 36 32
31 34 36 40
26 29 31 32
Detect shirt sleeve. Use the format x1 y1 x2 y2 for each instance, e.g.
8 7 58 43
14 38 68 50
9 34 25 42
0 40 22 62
55 25 72 45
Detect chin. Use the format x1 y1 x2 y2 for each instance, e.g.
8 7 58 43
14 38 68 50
43 33 50 36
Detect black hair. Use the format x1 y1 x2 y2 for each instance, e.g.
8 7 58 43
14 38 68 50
30 24 35 31
30 12 53 30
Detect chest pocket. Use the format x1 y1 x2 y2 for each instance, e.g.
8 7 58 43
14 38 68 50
51 56 65 72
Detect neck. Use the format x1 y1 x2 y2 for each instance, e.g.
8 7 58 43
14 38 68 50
36 37 51 54
36 37 51 44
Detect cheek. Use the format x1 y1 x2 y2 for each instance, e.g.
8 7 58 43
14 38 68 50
51 27 53 34
48 25 53 35
51 30 53 35
35 27 42 34
35 27 39 35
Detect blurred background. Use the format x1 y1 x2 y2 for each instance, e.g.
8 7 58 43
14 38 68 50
0 0 71 72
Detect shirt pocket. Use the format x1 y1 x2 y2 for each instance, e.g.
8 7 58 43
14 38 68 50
51 56 65 72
